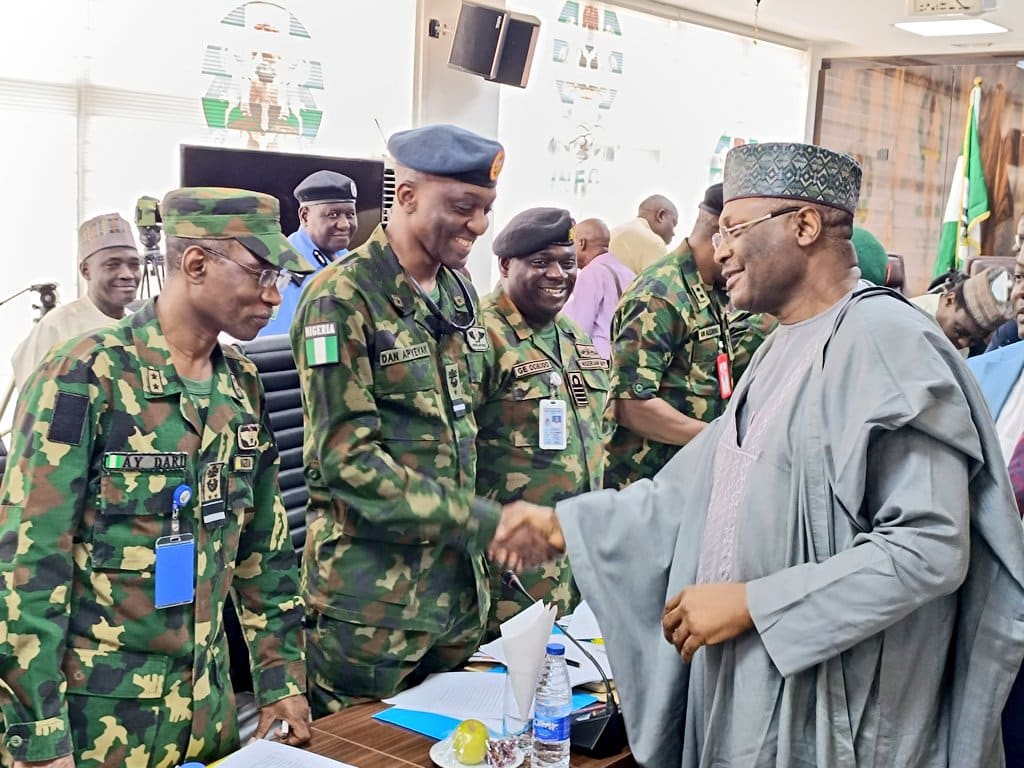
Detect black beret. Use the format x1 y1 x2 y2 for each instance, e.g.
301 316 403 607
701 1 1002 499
493 207 575 259
388 123 504 188
294 170 358 205
699 183 723 216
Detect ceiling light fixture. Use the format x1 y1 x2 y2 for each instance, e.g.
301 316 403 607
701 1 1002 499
894 18 1009 36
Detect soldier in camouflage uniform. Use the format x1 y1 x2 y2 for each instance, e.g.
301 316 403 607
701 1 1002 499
605 183 774 489
473 208 608 638
0 188 313 768
292 124 557 716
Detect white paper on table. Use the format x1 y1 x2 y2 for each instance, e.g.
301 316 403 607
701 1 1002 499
499 600 557 719
214 739 357 768
566 600 603 640
383 670 506 729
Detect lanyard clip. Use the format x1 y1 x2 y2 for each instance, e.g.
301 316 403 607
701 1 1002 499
171 484 192 536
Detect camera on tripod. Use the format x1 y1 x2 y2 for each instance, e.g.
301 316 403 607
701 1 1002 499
30 283 58 315
135 196 164 299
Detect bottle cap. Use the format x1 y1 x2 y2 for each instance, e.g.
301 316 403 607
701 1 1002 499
179 763 206 768
546 642 565 656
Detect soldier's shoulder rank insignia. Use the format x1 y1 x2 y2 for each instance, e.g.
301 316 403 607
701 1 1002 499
567 371 590 408
237 423 260 450
465 326 489 352
303 322 340 366
691 281 710 309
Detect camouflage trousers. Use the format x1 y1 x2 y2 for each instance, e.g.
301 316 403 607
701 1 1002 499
484 556 578 641
0 684 240 768
306 603 487 718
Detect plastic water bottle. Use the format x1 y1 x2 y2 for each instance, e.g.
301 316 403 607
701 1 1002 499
532 642 572 767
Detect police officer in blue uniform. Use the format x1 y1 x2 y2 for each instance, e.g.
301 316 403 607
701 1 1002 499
260 170 358 336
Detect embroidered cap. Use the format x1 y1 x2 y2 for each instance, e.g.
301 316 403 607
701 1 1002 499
78 213 137 263
723 142 862 215
963 267 1014 332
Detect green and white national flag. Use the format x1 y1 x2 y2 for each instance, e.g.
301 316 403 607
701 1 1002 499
934 80 990 277
304 322 339 366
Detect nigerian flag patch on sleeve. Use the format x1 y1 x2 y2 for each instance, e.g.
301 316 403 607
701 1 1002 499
304 322 340 366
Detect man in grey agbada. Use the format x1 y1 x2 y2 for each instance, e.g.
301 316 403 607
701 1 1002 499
492 142 1024 766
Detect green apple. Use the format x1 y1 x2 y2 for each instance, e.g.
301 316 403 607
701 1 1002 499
452 718 489 765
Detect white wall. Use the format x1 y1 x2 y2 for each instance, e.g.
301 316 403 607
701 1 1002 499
488 0 809 287
415 0 506 286
0 0 417 423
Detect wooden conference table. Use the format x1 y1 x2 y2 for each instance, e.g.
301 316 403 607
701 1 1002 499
306 701 637 767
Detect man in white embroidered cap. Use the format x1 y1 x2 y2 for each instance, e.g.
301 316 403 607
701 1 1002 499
490 141 1024 766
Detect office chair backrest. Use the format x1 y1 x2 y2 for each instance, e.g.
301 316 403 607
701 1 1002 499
236 333 308 556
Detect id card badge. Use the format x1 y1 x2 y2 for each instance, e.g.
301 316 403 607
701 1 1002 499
155 534 195 608
539 399 568 450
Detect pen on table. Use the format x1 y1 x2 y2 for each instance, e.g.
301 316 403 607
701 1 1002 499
566 658 581 668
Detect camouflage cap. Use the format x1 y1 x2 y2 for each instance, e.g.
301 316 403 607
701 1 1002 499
161 187 315 274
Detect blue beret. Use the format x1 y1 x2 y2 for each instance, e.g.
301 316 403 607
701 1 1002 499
294 170 358 205
388 123 504 189
493 207 575 259
724 143 861 215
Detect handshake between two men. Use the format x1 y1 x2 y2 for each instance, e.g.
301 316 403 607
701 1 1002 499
487 500 756 668
487 500 565 572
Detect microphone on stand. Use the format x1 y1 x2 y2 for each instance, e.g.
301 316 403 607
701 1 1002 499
500 571 627 757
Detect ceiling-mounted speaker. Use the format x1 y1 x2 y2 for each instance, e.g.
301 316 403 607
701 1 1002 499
448 2 507 80
447 2 540 89
491 12 540 88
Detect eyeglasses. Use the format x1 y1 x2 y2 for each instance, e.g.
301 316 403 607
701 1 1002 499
202 245 288 290
711 206 803 250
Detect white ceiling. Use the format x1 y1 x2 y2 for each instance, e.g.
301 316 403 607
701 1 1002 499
655 0 1024 59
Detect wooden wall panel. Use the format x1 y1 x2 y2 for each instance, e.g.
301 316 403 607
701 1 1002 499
817 60 1024 295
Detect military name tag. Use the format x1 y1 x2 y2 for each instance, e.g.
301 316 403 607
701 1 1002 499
512 359 554 379
577 357 609 370
567 371 590 409
304 322 340 367
200 462 227 527
575 344 602 359
379 342 430 367
697 325 722 343
104 452 188 472
465 326 489 352
237 424 260 450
